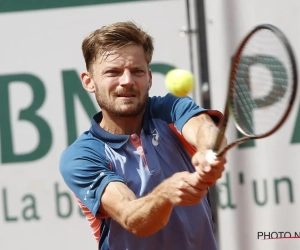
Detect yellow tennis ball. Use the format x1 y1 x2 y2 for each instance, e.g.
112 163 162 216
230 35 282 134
165 69 194 97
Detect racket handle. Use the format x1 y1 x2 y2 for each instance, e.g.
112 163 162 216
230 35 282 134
216 148 227 158
206 150 217 163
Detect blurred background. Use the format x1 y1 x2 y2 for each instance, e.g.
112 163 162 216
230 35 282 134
0 0 299 249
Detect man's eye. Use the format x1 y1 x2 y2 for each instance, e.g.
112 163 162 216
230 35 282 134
133 70 144 75
106 70 119 76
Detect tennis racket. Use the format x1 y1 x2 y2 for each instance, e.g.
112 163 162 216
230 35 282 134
213 24 298 157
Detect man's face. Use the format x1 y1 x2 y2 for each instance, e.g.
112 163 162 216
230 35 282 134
85 45 152 117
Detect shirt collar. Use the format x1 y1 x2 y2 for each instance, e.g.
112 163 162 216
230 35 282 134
89 99 151 149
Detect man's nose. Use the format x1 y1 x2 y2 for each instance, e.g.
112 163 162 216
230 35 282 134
119 69 134 86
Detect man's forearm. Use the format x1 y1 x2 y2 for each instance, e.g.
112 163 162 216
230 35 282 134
182 113 220 151
121 182 173 237
102 180 174 237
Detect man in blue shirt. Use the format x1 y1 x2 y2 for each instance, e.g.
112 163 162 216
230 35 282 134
60 21 226 250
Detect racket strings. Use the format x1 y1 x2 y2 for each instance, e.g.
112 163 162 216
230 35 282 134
231 29 294 136
234 77 257 133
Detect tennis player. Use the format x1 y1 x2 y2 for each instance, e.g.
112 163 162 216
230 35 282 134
59 21 226 250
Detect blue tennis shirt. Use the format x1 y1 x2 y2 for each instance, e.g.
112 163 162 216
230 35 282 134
60 94 221 250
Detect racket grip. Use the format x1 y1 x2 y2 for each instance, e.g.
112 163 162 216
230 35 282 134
206 150 217 164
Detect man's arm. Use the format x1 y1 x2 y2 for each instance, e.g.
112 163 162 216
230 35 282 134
99 170 208 237
182 112 226 186
99 112 226 237
182 112 220 150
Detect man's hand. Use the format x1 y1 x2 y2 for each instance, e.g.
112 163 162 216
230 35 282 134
160 171 208 206
182 113 227 187
191 150 226 186
99 170 209 237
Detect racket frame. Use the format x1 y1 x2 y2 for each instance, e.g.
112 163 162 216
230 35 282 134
213 24 298 157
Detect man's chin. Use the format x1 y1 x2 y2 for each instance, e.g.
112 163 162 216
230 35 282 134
114 105 144 117
115 109 141 117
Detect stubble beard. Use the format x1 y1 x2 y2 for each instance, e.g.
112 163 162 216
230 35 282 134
95 89 148 117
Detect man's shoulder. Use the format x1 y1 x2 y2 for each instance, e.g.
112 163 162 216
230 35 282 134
60 131 106 163
68 130 104 148
148 94 197 113
148 93 178 104
59 131 108 178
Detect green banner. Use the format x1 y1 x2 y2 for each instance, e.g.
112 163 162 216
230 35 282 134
0 0 147 13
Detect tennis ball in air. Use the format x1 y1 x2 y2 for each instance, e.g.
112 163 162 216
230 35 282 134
165 69 194 97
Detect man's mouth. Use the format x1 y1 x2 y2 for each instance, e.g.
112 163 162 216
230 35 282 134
117 93 136 97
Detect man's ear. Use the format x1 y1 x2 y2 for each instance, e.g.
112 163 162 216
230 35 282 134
81 72 95 93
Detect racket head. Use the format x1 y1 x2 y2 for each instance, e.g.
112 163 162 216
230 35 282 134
214 24 298 156
229 24 298 139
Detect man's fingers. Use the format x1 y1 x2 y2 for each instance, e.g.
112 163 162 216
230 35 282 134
177 189 208 206
194 163 225 183
209 157 227 167
167 173 208 206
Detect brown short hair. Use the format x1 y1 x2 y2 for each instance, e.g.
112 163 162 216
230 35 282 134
82 21 154 73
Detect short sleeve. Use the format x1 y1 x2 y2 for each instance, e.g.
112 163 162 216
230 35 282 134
149 94 222 132
59 132 125 216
